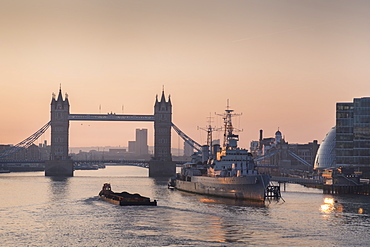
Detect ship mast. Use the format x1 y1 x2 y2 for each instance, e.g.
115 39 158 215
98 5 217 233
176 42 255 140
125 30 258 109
198 113 215 157
217 100 242 148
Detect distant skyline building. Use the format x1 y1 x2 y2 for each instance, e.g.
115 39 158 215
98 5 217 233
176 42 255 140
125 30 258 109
127 129 149 156
255 129 319 176
336 97 370 170
135 128 148 155
249 141 259 157
184 141 193 157
128 141 136 153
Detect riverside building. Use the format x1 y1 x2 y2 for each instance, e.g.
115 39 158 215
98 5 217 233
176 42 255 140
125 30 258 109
253 129 319 176
336 97 370 173
315 97 370 177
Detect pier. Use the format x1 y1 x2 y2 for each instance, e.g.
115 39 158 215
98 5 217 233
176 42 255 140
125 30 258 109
271 175 370 196
323 184 370 195
271 176 323 186
265 185 281 199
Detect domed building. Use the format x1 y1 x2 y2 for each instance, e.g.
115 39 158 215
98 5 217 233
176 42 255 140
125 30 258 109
254 128 319 176
275 129 282 144
314 127 336 170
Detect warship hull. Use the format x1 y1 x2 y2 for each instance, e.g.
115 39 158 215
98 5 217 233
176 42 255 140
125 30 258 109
174 174 270 201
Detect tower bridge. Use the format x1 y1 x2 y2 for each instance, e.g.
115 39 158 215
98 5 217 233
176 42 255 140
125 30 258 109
0 87 314 177
45 87 174 177
0 87 197 177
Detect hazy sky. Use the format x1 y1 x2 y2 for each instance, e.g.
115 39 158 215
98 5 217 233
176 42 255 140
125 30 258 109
1 0 370 150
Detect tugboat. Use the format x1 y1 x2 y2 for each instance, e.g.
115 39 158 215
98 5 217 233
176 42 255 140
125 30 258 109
169 105 272 202
99 183 157 206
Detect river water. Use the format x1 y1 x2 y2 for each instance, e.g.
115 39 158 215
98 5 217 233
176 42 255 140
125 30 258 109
1 165 370 246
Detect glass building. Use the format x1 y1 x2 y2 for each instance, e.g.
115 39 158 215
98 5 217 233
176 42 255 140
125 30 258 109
314 127 336 170
336 97 370 169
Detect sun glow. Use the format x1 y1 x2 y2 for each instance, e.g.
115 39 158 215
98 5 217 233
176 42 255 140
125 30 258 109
321 198 343 214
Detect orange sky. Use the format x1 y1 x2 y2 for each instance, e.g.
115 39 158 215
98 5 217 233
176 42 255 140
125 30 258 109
1 0 370 150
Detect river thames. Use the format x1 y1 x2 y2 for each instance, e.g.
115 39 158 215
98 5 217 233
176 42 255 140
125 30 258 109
1 165 370 246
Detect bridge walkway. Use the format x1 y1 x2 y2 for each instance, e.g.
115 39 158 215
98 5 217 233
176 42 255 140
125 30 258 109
271 176 323 186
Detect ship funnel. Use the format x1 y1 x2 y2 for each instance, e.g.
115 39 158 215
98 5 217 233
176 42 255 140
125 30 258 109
201 145 209 163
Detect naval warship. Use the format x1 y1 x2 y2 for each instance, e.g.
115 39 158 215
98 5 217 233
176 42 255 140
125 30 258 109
169 105 271 201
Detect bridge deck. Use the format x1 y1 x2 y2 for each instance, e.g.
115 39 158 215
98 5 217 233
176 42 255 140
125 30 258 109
68 114 154 121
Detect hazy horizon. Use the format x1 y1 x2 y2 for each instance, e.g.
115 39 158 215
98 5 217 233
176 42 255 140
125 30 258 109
2 0 370 149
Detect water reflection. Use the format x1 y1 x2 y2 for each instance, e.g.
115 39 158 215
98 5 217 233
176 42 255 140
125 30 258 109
198 196 266 208
320 196 370 216
321 197 343 214
191 198 265 244
48 176 70 202
151 177 171 199
152 177 170 186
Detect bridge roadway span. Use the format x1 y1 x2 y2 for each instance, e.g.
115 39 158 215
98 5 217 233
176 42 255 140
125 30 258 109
68 114 154 122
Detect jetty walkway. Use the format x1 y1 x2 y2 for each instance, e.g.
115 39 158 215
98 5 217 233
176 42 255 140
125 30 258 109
271 176 323 186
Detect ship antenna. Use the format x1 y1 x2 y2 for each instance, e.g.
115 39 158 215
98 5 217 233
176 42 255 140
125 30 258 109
216 100 242 147
198 113 216 157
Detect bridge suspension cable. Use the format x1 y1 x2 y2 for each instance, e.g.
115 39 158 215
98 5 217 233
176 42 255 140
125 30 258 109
171 123 202 152
254 149 312 168
254 149 281 163
0 121 51 159
287 150 312 167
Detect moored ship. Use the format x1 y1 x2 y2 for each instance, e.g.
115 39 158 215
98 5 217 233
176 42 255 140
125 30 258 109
169 105 273 201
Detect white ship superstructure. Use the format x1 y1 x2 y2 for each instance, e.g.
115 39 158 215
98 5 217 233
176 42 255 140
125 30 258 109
170 105 274 202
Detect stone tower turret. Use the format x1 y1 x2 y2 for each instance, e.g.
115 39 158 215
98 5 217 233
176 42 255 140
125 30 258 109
50 88 70 160
149 90 175 177
45 87 73 176
153 90 172 161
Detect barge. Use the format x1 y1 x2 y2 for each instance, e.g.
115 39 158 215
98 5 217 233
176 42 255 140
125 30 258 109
99 183 157 206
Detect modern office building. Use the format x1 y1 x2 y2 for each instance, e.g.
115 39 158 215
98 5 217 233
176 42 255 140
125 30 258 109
336 97 370 169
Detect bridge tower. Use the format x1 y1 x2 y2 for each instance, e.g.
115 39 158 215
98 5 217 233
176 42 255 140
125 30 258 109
45 88 74 176
149 90 176 177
